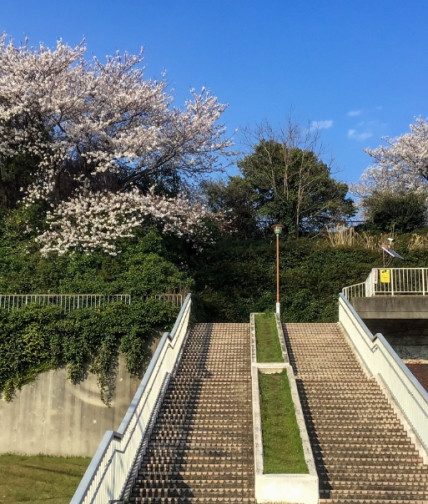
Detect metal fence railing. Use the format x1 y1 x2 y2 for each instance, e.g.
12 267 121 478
0 292 188 313
0 294 131 313
341 282 366 301
342 268 428 301
150 293 185 307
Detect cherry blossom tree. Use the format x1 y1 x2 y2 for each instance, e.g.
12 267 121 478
353 117 428 198
0 35 231 254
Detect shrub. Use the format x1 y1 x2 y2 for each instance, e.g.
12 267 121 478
0 300 178 404
362 191 426 233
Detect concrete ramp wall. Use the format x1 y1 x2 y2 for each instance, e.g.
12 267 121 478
352 296 428 319
0 356 140 457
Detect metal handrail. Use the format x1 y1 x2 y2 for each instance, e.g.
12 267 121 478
343 268 428 300
70 293 192 504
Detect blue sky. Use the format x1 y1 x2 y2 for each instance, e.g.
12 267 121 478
1 0 427 187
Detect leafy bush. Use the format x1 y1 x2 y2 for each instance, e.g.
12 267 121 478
362 191 426 233
0 300 178 403
191 233 427 323
0 226 192 295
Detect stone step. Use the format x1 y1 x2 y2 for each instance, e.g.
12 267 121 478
153 421 252 432
320 488 428 499
147 442 249 452
321 479 428 491
150 434 248 444
131 497 256 504
293 365 363 372
307 424 405 434
298 384 382 393
299 391 386 398
142 449 248 460
299 398 393 407
156 412 248 420
305 420 404 430
141 455 251 466
303 412 399 421
315 451 423 464
313 446 420 458
141 462 251 473
320 462 428 474
133 479 249 490
312 433 410 443
158 403 251 412
167 380 250 388
151 426 248 436
136 471 252 481
131 487 254 499
319 499 428 504
320 468 428 479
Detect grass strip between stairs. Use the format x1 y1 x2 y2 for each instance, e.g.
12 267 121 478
0 454 90 504
259 370 308 474
255 312 283 362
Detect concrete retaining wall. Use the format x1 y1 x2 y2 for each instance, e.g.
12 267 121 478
0 355 141 457
353 296 428 319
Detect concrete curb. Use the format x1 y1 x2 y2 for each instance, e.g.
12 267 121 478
250 313 318 504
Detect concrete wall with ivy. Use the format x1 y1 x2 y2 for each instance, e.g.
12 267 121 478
0 355 140 457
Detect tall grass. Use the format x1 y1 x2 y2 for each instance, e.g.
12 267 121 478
326 225 357 247
408 232 428 250
325 225 389 250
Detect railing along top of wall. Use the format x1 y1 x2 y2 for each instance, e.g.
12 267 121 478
0 292 187 312
0 293 131 313
342 267 428 300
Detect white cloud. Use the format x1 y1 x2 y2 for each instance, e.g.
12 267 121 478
347 110 362 117
310 120 333 130
347 129 373 141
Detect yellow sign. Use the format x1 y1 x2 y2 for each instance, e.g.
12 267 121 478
380 269 391 283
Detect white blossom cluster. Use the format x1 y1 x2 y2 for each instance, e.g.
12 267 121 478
0 35 231 253
36 187 213 255
352 117 428 199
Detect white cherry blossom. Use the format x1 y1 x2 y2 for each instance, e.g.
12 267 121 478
352 117 428 199
0 35 231 253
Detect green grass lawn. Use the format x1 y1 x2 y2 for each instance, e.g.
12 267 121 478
255 312 283 362
258 371 308 474
0 454 90 504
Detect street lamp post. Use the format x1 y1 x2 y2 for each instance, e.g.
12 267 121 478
272 224 283 316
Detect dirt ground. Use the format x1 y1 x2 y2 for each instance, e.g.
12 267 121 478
406 362 428 392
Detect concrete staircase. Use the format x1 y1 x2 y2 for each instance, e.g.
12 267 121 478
283 322 428 504
128 322 256 504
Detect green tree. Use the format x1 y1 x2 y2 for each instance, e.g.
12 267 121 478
201 177 260 238
237 140 355 235
362 190 426 232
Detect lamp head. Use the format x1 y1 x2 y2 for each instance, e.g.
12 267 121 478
272 223 283 236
